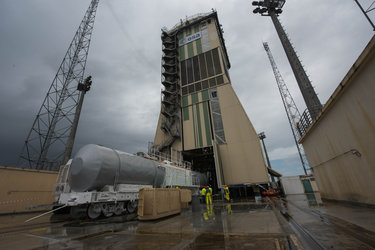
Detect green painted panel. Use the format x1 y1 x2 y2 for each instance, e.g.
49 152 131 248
182 95 189 107
196 39 203 55
187 43 194 58
201 90 209 101
192 105 197 147
179 46 185 61
177 32 183 40
194 25 202 54
183 107 189 121
196 104 203 147
194 24 200 33
178 30 185 61
302 179 314 193
191 93 199 104
186 27 193 58
306 193 318 206
202 101 212 146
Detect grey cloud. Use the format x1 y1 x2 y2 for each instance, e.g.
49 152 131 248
0 0 372 177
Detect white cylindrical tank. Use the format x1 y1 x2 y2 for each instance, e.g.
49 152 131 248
69 144 166 192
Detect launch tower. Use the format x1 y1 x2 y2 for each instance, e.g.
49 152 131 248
152 11 270 190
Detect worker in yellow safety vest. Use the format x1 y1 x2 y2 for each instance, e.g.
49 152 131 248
224 185 230 202
205 186 212 205
201 187 206 204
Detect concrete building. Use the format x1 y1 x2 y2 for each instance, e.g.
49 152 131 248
299 35 375 206
152 11 269 190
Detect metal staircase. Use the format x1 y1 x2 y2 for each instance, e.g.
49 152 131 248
158 30 181 152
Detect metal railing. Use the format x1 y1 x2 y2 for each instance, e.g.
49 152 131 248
162 11 214 33
148 142 192 169
297 106 322 137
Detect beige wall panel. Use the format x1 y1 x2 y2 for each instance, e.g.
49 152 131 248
183 108 195 150
0 167 57 214
301 39 375 205
207 20 220 49
216 84 269 185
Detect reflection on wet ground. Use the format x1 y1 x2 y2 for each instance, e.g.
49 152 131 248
1 197 375 249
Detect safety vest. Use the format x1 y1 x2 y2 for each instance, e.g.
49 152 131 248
201 188 206 196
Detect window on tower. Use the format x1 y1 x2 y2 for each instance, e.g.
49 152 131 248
179 47 227 96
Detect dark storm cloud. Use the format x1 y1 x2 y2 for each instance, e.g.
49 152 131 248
0 0 372 176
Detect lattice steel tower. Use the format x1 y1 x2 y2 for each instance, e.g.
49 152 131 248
252 0 322 121
18 0 99 170
263 42 309 174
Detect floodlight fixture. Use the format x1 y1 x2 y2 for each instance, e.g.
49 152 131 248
258 132 266 140
252 0 285 16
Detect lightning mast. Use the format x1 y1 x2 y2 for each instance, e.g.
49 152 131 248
18 0 99 170
263 42 309 175
252 0 322 121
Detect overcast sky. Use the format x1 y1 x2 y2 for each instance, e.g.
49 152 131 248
0 0 373 176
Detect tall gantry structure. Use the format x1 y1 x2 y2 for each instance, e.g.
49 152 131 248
263 42 309 175
18 0 99 170
152 11 271 190
252 0 322 122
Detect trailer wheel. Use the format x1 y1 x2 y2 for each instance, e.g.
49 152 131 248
114 202 125 216
126 200 138 214
87 204 101 219
101 203 114 217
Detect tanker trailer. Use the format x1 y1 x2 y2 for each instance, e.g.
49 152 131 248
54 144 206 219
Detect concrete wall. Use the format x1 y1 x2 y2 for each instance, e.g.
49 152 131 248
300 36 375 205
0 166 58 214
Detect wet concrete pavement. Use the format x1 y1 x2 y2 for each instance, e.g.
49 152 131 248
0 196 374 249
275 195 375 249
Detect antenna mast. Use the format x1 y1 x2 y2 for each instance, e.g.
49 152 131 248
18 0 99 170
263 42 309 175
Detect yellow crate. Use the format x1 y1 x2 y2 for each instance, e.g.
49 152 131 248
138 188 181 220
179 189 192 203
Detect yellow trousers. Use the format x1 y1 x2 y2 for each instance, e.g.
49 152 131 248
225 192 230 201
206 194 212 205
